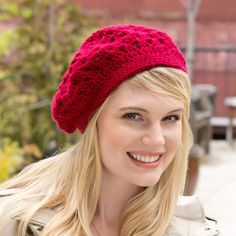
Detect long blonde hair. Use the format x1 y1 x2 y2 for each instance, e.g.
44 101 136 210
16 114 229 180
0 67 192 236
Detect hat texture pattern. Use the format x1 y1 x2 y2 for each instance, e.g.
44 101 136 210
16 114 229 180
52 24 187 133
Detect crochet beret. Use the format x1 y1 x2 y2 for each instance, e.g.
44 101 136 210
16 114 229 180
52 24 187 134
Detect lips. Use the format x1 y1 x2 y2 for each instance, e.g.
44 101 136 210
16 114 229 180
127 152 162 163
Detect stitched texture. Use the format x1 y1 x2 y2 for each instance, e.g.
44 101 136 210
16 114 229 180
52 24 187 134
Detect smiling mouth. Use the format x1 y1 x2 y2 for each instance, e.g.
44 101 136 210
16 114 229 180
127 152 162 163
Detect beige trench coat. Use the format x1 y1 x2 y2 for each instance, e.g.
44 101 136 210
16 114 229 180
0 189 220 236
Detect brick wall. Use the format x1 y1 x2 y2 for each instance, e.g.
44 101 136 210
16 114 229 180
75 0 236 118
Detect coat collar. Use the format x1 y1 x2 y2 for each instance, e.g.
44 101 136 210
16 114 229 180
1 190 219 235
27 195 218 236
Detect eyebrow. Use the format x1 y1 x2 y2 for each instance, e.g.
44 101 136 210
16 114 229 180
119 107 149 113
119 107 184 114
166 108 184 114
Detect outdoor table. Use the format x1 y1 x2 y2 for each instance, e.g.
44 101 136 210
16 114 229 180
224 96 236 147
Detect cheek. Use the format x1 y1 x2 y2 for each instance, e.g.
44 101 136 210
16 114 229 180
163 127 182 169
98 124 124 161
166 125 182 150
99 124 123 147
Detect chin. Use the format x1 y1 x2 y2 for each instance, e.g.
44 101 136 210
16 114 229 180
134 175 162 187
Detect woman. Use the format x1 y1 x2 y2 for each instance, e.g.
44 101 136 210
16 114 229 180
0 24 219 235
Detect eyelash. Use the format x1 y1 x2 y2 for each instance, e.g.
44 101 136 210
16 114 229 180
122 112 143 121
162 115 181 122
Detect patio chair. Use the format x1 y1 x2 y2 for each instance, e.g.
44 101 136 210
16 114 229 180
190 84 217 154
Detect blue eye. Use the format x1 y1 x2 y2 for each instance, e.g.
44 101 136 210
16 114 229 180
122 112 142 121
163 115 180 122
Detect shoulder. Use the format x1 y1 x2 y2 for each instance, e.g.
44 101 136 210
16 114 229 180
0 189 20 236
165 195 220 236
0 189 55 236
0 188 19 197
0 188 19 212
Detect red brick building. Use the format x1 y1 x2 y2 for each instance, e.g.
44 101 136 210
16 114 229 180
75 0 236 121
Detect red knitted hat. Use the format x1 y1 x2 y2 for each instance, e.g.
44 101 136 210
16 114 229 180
52 24 187 134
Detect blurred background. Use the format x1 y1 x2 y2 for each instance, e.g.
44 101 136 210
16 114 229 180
0 0 236 234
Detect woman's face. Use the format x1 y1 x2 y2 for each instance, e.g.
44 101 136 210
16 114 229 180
97 80 184 187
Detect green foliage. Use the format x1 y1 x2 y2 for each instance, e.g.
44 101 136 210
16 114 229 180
0 29 16 56
0 0 96 158
0 138 23 183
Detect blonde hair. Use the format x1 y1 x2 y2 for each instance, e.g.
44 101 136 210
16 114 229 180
0 67 192 236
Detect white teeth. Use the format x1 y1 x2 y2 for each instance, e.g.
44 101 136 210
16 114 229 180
140 157 145 162
129 153 160 163
150 157 155 162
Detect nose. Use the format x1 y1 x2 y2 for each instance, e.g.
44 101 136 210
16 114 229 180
141 123 165 147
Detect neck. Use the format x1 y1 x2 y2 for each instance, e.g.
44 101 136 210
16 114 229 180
93 170 143 230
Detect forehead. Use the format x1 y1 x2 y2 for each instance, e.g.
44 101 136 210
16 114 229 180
105 80 184 110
